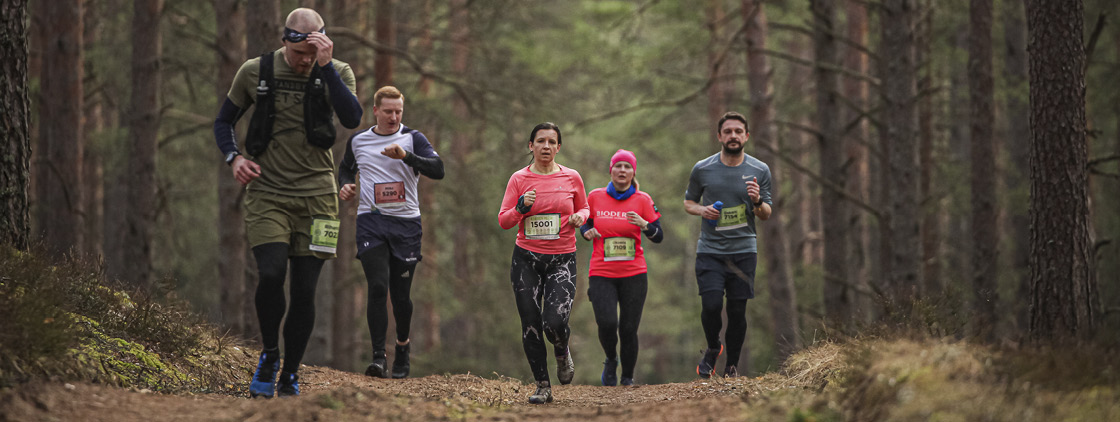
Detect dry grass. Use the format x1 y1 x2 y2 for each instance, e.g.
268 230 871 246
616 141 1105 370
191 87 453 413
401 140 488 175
0 246 251 393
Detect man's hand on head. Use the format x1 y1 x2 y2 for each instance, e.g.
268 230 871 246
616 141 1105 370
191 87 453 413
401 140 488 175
307 32 333 66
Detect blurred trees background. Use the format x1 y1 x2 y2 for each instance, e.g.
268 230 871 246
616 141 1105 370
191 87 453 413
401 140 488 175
20 0 1120 384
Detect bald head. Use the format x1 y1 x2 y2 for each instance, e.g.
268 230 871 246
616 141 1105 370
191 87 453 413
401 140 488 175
286 8 324 33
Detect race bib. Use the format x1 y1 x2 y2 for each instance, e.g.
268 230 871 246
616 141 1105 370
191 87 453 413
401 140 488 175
309 217 340 253
374 181 406 208
603 237 636 261
524 213 561 240
716 204 749 231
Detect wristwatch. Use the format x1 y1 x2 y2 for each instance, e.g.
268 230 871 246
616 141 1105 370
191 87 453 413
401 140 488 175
753 198 763 207
225 151 241 165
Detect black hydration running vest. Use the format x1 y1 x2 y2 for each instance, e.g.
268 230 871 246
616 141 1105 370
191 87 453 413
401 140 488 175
245 52 337 157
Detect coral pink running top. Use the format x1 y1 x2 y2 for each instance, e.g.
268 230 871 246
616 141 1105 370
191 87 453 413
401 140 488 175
498 165 590 254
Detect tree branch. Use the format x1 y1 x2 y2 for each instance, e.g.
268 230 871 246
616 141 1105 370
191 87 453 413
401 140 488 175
329 27 480 116
755 47 881 87
1084 12 1107 72
1088 154 1120 167
753 138 884 221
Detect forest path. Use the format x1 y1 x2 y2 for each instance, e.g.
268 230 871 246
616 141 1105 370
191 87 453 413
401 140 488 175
2 364 766 421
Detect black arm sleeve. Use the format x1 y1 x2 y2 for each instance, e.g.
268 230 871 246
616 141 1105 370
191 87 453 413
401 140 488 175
643 218 664 243
321 62 362 129
337 134 359 186
580 218 595 239
402 151 445 180
213 98 247 156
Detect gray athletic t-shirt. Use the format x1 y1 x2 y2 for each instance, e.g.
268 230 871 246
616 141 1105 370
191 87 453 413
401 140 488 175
684 152 773 254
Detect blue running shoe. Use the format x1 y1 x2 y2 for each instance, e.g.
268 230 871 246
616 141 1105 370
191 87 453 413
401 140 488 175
601 357 618 386
249 350 280 398
277 372 300 397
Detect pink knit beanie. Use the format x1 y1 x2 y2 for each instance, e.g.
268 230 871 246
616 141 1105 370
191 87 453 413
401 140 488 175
610 149 637 173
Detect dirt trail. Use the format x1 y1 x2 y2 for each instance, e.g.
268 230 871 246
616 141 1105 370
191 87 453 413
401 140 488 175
1 365 765 421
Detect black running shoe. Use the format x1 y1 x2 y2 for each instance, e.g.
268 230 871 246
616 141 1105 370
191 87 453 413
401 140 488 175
696 344 723 379
277 372 299 397
391 343 410 379
723 364 739 378
528 380 553 404
249 350 279 398
365 350 387 378
601 357 618 386
556 348 575 385
620 377 634 386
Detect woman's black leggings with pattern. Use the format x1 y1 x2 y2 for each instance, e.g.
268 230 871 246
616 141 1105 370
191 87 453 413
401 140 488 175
509 245 577 383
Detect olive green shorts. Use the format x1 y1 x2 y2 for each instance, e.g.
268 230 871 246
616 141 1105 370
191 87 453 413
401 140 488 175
244 190 339 259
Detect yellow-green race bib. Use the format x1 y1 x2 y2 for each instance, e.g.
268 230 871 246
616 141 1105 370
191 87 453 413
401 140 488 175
310 217 340 253
716 204 749 231
525 213 561 240
603 237 636 261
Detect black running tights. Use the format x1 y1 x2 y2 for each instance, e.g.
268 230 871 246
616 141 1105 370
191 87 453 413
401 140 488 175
252 242 324 374
510 246 577 382
359 243 417 353
588 274 647 379
700 292 748 369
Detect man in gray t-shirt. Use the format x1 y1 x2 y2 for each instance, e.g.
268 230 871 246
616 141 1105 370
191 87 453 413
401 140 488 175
683 111 773 379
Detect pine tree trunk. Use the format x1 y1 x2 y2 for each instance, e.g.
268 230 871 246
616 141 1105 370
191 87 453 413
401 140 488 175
811 0 850 330
881 0 920 311
744 0 799 361
33 0 84 256
215 0 247 337
81 0 103 259
374 0 395 89
705 0 727 128
843 0 870 322
124 0 161 288
1025 0 1097 341
0 0 31 251
1001 0 1031 334
918 3 941 297
330 0 362 370
969 0 998 339
242 0 279 340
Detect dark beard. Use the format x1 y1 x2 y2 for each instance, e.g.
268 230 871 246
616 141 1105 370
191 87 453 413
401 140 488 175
722 143 744 155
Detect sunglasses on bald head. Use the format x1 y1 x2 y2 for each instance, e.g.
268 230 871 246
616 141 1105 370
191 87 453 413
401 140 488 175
282 27 325 43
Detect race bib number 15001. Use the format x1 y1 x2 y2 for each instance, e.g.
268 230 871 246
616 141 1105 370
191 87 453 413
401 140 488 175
524 213 561 240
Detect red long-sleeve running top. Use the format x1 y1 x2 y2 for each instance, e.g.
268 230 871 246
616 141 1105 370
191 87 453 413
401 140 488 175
498 165 590 255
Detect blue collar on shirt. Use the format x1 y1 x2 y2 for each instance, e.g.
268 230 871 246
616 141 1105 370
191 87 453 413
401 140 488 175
606 182 636 200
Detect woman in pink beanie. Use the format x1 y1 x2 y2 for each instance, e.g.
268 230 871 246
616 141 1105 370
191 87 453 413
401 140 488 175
580 149 663 386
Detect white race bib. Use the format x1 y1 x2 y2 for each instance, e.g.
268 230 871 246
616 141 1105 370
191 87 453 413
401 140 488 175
524 213 561 240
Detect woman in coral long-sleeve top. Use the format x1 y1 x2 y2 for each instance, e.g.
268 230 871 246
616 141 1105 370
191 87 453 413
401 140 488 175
497 122 589 404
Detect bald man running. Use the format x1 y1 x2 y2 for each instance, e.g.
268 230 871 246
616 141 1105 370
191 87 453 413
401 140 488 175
213 7 362 398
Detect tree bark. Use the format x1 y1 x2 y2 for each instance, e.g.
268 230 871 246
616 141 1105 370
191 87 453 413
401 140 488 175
330 0 361 370
810 0 850 330
969 0 998 339
33 0 84 256
81 0 103 259
215 0 247 336
918 2 941 297
881 0 920 312
1 0 31 251
1025 0 1097 341
744 0 799 362
843 0 870 322
374 0 395 89
240 0 278 340
1001 0 1031 334
706 0 728 129
124 0 161 288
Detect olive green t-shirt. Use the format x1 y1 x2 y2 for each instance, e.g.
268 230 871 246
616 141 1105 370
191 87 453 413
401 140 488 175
228 49 357 196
